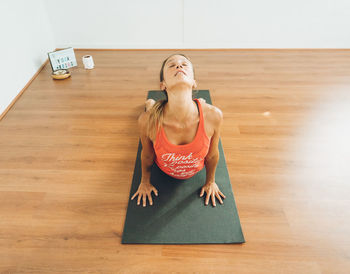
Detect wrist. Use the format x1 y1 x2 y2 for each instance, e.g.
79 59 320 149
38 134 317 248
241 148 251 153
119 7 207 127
205 180 215 185
141 180 151 185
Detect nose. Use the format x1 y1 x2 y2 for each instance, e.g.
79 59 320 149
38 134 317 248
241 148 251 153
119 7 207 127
176 64 183 69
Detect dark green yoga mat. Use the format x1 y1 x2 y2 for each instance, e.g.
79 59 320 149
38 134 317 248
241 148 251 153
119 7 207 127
122 90 245 244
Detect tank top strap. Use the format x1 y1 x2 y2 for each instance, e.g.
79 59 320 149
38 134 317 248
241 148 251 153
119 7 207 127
193 98 205 133
154 122 162 147
154 98 206 148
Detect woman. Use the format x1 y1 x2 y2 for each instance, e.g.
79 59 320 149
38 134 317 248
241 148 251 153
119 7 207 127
131 54 226 207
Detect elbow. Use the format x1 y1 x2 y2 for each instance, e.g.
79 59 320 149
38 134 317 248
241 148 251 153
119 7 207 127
205 152 219 163
141 151 155 162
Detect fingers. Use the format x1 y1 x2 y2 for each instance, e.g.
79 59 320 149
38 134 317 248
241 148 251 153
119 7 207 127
200 188 204 197
215 192 223 204
132 188 158 207
153 188 158 196
211 194 216 207
137 193 141 205
148 193 153 206
219 190 226 199
202 189 226 207
205 191 210 205
205 192 217 207
142 194 147 207
131 192 137 200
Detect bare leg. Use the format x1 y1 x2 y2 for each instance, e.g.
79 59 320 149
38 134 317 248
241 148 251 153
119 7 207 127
144 99 156 112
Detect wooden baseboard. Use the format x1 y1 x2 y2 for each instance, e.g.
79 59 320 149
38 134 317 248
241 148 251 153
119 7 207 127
0 58 49 122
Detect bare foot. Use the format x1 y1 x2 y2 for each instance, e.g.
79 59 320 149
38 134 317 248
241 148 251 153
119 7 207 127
145 99 156 111
198 98 206 104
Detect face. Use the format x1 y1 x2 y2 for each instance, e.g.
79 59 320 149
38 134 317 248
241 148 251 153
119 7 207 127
160 55 197 91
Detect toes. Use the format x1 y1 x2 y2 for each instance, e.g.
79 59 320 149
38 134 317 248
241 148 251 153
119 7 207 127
145 99 156 111
146 99 155 104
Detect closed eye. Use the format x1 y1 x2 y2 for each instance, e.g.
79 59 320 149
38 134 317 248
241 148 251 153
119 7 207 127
169 63 188 67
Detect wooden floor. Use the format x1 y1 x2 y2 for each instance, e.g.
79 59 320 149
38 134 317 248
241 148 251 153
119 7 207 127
1 49 350 273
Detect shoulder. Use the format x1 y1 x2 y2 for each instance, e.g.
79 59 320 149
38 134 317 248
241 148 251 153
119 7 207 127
137 111 150 133
210 105 223 122
138 109 158 142
138 110 148 125
198 99 223 125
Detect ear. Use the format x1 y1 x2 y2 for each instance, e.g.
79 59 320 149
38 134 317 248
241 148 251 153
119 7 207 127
160 81 167 91
193 80 197 89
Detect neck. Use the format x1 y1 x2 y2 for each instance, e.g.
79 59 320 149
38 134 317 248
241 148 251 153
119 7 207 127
163 87 197 122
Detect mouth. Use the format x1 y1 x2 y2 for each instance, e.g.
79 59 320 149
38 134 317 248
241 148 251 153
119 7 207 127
175 71 186 76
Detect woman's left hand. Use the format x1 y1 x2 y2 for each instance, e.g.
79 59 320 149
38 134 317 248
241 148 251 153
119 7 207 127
200 181 226 207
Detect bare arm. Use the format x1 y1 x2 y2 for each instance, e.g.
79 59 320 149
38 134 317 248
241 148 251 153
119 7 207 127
137 111 155 184
130 111 159 207
204 106 223 184
200 106 226 206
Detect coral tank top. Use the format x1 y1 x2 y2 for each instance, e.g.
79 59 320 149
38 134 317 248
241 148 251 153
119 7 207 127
153 98 210 179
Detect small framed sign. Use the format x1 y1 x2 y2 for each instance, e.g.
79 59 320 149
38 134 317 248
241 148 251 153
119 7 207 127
47 47 77 72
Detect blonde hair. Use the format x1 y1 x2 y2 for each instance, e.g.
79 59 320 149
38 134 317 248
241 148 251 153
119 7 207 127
147 54 198 141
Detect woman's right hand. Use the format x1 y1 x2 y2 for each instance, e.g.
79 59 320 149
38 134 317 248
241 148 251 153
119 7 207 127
131 181 158 207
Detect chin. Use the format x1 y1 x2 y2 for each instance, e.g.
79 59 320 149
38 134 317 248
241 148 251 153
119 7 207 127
170 83 192 89
174 80 191 85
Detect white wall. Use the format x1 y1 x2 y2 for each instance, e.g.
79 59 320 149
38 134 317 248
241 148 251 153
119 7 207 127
45 0 350 49
44 0 184 49
0 0 55 116
2 0 350 116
